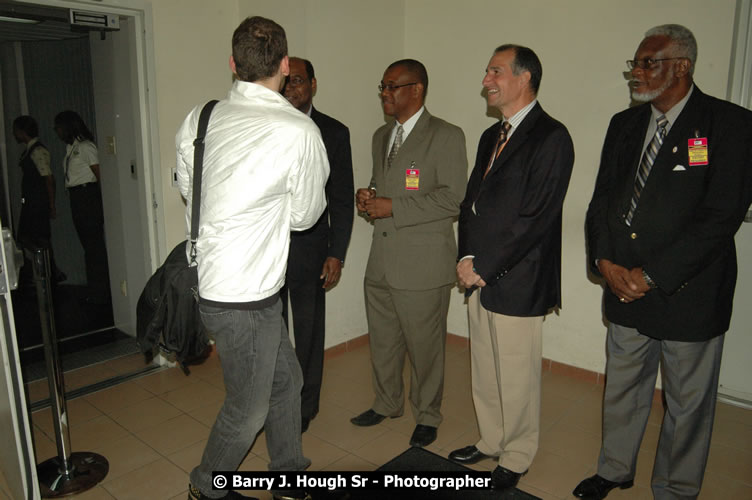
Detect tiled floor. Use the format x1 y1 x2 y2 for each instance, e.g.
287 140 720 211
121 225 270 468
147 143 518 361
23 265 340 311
9 337 752 500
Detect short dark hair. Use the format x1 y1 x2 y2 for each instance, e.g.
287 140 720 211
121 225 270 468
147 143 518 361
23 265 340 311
495 44 542 95
387 58 429 96
293 57 315 81
54 110 95 142
232 16 287 82
13 115 39 138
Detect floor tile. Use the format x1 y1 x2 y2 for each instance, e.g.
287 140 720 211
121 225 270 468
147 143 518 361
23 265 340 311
351 431 413 468
93 434 161 481
108 396 183 433
301 432 349 471
83 381 154 414
69 415 130 451
101 457 188 500
133 414 209 456
520 448 592 499
159 380 224 413
67 485 116 499
167 438 208 473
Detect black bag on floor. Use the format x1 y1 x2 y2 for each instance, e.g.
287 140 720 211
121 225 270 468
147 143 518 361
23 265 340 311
136 100 218 374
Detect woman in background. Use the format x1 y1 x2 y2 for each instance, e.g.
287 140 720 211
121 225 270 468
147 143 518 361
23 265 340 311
54 110 110 304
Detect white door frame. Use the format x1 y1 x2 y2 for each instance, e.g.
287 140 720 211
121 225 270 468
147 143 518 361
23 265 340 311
720 0 752 406
27 0 167 269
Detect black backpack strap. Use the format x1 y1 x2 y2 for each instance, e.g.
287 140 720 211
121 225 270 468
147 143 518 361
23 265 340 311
189 99 219 264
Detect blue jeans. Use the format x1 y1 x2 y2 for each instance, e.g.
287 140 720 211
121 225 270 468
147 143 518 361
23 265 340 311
190 299 310 498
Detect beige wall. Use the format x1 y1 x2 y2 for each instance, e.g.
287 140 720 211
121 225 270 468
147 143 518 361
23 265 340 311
149 0 738 373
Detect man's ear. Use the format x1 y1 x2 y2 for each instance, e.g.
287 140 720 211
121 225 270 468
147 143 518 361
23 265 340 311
412 82 425 99
520 71 531 91
280 55 290 77
311 77 318 96
675 58 691 78
229 55 237 75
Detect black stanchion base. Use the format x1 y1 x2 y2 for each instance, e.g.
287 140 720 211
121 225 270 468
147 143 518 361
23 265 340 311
38 452 109 498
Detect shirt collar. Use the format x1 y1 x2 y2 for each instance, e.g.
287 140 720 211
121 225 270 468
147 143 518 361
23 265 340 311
395 105 425 140
651 84 694 128
504 99 537 136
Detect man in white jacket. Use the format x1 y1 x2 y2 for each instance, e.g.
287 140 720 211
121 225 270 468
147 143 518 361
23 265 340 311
176 16 329 500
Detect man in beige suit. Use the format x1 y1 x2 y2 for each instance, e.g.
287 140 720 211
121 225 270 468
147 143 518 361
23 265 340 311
354 59 467 448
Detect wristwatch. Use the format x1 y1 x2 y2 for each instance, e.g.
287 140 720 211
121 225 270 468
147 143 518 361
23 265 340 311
642 268 657 289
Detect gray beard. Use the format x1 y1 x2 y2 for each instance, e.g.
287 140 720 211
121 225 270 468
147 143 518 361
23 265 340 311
630 67 675 103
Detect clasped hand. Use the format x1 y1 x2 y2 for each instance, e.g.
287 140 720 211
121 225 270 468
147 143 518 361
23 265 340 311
598 259 650 303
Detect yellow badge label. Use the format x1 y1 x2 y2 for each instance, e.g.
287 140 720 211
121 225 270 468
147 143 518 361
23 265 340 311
405 168 420 190
687 138 708 166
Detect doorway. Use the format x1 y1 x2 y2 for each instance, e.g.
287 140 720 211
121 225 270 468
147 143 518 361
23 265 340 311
0 0 162 407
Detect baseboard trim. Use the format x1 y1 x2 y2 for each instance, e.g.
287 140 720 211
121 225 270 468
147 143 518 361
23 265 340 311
326 332 664 403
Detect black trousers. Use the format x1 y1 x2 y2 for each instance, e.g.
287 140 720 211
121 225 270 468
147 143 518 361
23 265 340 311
281 227 328 421
69 183 110 297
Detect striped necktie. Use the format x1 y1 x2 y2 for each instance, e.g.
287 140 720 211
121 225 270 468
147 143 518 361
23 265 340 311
387 124 403 169
625 114 668 226
484 121 511 178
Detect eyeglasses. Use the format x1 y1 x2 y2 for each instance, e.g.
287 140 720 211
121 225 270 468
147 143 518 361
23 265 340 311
285 76 309 88
626 58 684 70
378 82 417 93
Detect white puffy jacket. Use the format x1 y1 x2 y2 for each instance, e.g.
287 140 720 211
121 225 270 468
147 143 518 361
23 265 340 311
176 80 329 304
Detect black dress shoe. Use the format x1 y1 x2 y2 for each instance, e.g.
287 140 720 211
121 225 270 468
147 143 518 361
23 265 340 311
409 425 437 447
573 474 634 499
491 465 527 491
188 483 259 499
350 409 388 426
448 445 496 464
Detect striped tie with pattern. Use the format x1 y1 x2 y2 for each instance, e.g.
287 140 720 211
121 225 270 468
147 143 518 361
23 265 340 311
387 124 404 169
625 114 668 226
484 121 511 178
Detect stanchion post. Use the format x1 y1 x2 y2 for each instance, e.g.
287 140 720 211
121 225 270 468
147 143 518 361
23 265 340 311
30 246 108 497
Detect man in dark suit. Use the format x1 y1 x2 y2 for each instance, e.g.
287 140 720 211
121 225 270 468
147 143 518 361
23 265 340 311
574 24 752 500
283 57 354 433
353 59 467 448
450 45 574 491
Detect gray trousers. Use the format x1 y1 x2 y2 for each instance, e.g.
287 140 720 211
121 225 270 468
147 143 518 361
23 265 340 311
597 323 724 500
190 299 310 498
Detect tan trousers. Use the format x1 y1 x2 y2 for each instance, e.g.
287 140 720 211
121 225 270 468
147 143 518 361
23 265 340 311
468 291 542 473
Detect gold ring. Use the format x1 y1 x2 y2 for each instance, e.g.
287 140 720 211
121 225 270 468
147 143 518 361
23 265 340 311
620 297 627 303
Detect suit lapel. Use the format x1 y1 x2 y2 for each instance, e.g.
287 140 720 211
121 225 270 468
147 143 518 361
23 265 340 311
484 102 542 180
381 109 432 172
616 106 652 209
620 88 706 214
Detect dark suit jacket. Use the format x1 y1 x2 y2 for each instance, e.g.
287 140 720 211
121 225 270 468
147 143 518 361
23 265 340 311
365 109 467 290
586 87 752 341
458 103 574 317
288 107 354 279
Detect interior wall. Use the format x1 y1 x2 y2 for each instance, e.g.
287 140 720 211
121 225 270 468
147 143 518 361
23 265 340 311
149 0 740 373
151 0 239 248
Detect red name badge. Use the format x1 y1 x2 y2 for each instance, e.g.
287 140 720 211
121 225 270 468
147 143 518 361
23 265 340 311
405 169 420 190
688 138 708 166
